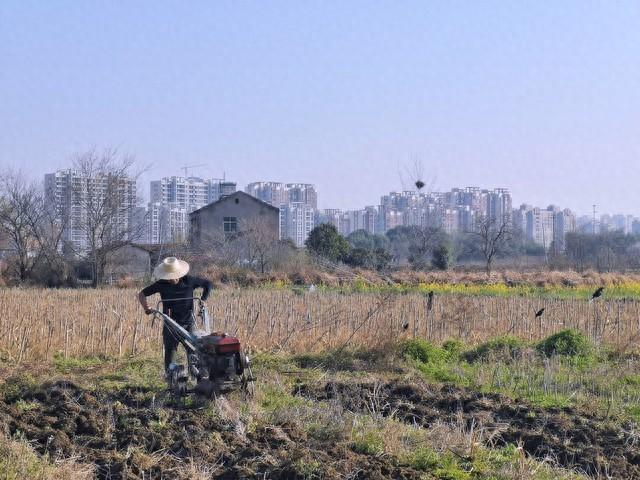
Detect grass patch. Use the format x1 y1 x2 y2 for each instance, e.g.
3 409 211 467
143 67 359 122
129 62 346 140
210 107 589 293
536 329 593 359
0 373 39 403
352 429 385 456
463 336 529 363
53 353 108 373
401 339 451 364
259 385 307 412
95 357 165 393
401 335 640 420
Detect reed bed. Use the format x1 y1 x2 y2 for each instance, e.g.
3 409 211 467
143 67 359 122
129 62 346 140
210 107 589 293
1 288 639 362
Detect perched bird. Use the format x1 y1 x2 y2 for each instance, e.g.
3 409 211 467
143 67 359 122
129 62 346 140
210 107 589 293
427 290 434 311
535 308 545 318
402 321 410 331
590 287 605 302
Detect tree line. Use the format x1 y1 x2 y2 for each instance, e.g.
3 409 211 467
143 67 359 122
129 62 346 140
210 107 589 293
305 220 640 275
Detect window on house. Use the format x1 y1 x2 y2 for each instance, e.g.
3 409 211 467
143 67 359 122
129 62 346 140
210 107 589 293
223 216 237 233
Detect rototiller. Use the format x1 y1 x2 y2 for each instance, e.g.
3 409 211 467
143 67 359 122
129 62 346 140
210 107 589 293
150 298 254 397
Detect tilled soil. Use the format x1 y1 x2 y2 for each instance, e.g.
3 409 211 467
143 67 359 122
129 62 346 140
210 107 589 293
2 376 640 479
297 379 640 479
0 379 424 480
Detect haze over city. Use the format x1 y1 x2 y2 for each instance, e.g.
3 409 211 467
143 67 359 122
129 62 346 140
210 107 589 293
2 1 639 215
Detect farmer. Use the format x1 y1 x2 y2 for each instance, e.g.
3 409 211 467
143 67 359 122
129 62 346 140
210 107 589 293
138 257 213 372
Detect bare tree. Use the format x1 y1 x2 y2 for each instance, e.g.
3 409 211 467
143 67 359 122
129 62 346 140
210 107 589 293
28 193 72 285
0 171 43 281
239 215 280 273
70 148 144 286
468 214 513 277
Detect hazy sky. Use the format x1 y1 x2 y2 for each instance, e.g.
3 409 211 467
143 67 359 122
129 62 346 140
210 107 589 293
1 1 639 215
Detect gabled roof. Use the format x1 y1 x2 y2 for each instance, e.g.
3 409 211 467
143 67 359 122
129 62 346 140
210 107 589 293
189 191 279 216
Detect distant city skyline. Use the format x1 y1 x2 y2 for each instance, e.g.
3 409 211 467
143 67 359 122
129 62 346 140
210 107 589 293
40 164 640 220
41 163 640 252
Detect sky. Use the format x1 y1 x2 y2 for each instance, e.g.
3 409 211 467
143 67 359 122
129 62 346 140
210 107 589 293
1 1 639 216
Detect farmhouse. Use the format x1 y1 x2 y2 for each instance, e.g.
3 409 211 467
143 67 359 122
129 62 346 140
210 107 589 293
189 191 279 248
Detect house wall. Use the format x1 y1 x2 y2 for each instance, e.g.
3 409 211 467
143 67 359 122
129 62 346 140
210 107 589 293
190 192 279 247
104 244 151 281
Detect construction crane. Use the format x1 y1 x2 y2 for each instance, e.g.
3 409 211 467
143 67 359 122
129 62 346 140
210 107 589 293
181 163 207 177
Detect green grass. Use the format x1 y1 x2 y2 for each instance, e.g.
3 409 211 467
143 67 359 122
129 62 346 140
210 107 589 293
352 429 385 456
400 442 586 480
95 357 166 393
259 385 308 412
53 353 108 374
401 334 640 419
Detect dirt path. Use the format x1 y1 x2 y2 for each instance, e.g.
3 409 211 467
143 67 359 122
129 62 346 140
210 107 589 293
297 379 640 479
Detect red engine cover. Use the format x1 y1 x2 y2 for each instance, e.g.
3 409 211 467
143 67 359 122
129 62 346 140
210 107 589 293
216 336 241 354
198 333 241 354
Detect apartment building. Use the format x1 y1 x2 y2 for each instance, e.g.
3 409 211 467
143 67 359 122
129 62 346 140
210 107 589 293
147 176 236 243
280 202 315 247
44 169 137 253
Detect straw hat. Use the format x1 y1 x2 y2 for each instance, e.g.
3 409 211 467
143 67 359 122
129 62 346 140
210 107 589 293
153 257 190 281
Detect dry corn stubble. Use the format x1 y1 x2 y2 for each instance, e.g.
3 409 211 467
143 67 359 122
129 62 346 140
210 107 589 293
1 287 639 362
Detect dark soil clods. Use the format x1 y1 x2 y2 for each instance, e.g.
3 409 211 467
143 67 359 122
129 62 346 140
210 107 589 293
297 379 640 479
0 379 425 479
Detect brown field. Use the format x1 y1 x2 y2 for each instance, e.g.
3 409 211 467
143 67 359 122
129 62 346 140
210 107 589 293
1 287 639 362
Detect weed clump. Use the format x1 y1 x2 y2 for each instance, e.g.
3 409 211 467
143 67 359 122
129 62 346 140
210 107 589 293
400 339 449 364
463 336 528 363
442 339 464 359
536 329 592 358
400 339 464 383
352 430 385 456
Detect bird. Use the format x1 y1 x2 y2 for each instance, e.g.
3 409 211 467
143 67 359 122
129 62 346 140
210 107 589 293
402 321 410 331
535 308 545 318
427 290 434 311
415 180 425 191
590 287 604 302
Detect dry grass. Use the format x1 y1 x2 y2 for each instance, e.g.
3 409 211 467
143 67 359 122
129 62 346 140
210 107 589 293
1 287 639 363
0 434 93 480
125 264 640 289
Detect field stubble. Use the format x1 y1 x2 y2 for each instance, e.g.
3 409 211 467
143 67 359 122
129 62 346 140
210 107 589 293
1 287 640 362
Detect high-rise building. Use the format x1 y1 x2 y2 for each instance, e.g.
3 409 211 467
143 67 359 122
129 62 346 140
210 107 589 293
44 169 138 253
316 209 342 235
611 214 634 234
245 182 289 207
280 203 315 247
376 187 511 234
245 182 317 209
147 176 236 243
246 182 318 244
553 208 576 251
150 176 236 212
485 188 512 223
